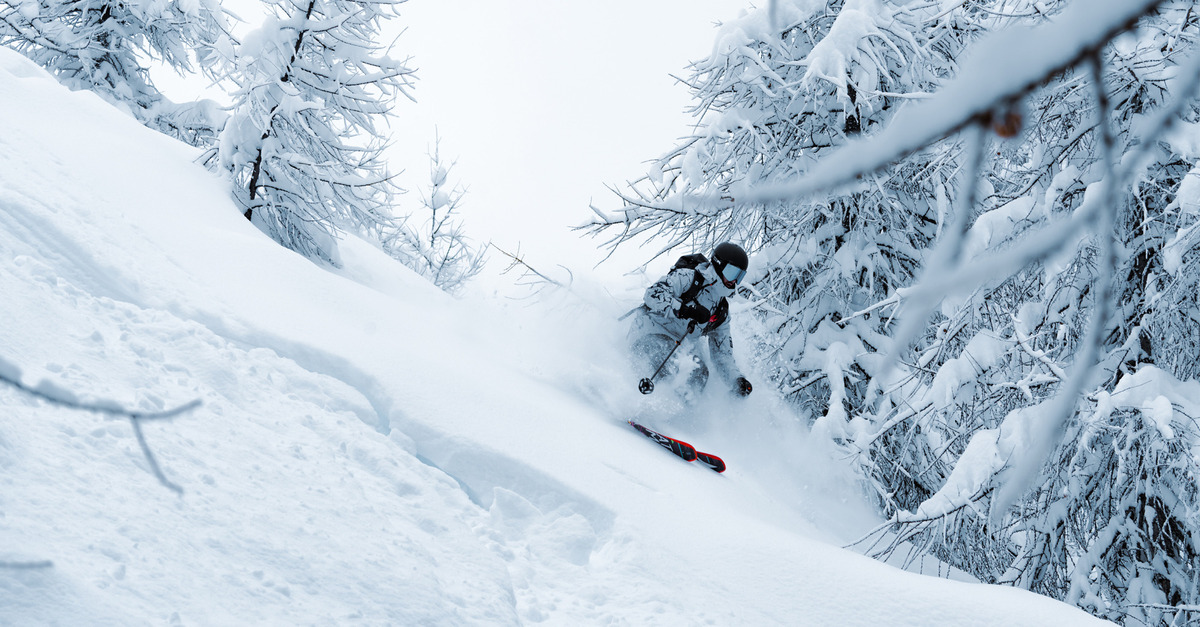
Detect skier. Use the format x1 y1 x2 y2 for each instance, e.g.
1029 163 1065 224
628 242 753 400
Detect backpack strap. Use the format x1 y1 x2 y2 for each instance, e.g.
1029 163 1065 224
679 269 706 305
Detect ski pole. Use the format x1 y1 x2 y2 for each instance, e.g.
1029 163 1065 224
638 321 696 394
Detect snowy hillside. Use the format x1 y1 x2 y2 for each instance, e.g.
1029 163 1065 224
0 48 1108 625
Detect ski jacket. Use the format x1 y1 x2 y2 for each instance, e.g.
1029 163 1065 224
632 261 744 384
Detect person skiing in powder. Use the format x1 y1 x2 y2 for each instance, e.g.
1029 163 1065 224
629 242 753 400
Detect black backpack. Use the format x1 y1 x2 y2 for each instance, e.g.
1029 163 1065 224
672 254 708 303
671 254 728 332
672 253 708 272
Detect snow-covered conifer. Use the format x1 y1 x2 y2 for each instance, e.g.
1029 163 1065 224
589 0 955 432
0 0 232 144
849 4 1200 622
212 0 414 266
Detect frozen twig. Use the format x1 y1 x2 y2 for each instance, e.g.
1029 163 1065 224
1012 316 1067 381
491 243 572 297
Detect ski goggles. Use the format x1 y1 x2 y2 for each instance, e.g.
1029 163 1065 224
718 264 746 289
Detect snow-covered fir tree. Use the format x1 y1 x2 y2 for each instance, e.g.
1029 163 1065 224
589 0 1200 623
591 0 949 428
381 135 486 294
861 3 1200 621
211 0 414 266
0 0 232 145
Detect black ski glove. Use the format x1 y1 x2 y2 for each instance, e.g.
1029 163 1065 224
735 377 753 397
676 301 711 325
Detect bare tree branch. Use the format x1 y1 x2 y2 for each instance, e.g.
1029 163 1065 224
490 243 573 298
0 360 198 494
0 560 54 570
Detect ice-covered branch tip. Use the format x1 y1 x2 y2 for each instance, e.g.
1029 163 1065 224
0 355 198 494
714 0 1170 208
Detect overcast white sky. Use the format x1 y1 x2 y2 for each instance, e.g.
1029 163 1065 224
388 0 750 283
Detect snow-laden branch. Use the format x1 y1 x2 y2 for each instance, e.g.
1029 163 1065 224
984 52 1122 521
724 0 1168 207
845 43 1200 458
586 0 1171 232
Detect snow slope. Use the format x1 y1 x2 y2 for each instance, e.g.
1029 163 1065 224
0 48 1108 625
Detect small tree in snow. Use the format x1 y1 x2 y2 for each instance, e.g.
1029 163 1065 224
382 135 486 294
211 0 414 266
0 0 232 145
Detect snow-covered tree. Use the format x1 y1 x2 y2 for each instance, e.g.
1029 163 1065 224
381 135 486 294
589 0 1200 622
589 0 964 436
211 0 414 266
849 3 1200 622
0 0 232 145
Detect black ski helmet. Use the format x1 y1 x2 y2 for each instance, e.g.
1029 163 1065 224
712 242 748 288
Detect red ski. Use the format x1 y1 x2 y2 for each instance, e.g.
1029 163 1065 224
695 450 726 473
628 420 725 473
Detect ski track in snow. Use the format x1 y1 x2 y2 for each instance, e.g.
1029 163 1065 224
0 48 1111 625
